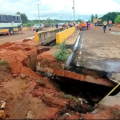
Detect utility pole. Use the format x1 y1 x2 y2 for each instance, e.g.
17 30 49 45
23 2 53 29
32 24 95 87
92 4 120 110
36 3 41 24
73 0 75 22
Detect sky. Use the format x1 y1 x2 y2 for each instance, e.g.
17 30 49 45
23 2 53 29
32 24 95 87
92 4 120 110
0 0 120 21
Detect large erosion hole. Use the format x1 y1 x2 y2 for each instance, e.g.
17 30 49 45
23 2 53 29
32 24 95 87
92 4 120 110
37 71 120 114
20 44 120 114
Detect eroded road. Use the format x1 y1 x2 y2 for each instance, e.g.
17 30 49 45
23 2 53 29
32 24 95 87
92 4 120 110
73 26 120 83
0 26 120 119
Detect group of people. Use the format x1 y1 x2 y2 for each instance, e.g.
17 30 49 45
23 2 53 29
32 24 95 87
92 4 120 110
55 20 111 33
55 21 92 30
77 21 92 31
55 22 76 28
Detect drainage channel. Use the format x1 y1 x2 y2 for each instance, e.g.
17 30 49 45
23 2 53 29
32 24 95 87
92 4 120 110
65 31 82 68
45 40 56 46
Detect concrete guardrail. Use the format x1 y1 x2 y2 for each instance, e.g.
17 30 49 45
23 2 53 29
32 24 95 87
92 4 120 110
0 29 9 33
56 27 75 44
34 27 66 45
22 27 28 31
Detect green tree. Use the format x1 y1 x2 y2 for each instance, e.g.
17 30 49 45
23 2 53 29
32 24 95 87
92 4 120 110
95 14 98 19
100 12 120 23
21 13 28 24
87 20 91 22
16 11 20 15
115 15 120 23
76 19 81 23
16 12 28 24
91 14 94 22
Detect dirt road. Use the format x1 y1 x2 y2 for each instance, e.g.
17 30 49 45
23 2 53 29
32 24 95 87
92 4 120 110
0 27 56 45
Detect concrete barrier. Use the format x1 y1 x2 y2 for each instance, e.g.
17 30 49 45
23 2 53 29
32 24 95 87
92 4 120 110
35 27 66 45
56 27 75 44
0 29 9 33
22 27 28 31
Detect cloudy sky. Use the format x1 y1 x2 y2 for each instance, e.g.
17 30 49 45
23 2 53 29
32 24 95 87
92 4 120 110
0 0 120 20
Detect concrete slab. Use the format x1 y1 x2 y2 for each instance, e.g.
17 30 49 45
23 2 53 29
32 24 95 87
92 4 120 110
65 30 80 45
102 92 120 106
74 26 120 84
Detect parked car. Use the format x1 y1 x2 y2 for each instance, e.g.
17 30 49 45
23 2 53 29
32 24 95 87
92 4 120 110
33 24 44 32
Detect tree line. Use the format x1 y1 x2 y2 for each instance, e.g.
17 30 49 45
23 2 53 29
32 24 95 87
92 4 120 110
16 11 120 26
91 14 98 22
91 12 120 23
16 11 78 26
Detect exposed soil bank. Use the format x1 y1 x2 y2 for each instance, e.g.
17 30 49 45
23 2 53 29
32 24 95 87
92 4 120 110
0 58 96 119
0 37 120 119
36 49 116 87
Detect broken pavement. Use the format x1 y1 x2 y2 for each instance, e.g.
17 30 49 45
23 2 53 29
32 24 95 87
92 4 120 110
0 27 120 119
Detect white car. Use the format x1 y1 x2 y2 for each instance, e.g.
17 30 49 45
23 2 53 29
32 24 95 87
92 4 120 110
33 24 44 31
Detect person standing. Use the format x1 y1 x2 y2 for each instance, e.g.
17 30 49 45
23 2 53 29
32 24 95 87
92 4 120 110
66 22 69 29
81 21 84 31
88 22 90 29
103 21 107 33
55 23 58 28
87 22 89 30
84 22 87 30
108 20 112 31
79 23 82 31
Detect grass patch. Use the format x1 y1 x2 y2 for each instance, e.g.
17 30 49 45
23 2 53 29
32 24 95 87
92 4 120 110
0 59 9 66
53 41 68 61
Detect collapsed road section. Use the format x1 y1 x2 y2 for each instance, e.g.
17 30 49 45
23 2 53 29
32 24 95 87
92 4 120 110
36 31 117 88
0 27 120 119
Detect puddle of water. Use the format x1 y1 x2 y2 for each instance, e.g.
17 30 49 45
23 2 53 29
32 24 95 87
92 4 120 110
105 61 120 72
111 32 120 35
85 60 120 73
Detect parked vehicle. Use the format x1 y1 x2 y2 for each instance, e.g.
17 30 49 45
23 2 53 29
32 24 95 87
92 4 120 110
93 19 103 26
95 21 103 26
33 24 44 32
0 13 22 35
42 18 50 27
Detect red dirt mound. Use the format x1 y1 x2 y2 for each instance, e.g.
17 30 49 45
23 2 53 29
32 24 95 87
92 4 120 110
0 40 39 78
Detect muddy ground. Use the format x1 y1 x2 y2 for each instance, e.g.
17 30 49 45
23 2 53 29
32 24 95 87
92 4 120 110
0 37 96 119
0 27 120 119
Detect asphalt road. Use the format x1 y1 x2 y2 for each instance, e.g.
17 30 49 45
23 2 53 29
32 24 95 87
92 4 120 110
73 26 120 82
0 27 56 45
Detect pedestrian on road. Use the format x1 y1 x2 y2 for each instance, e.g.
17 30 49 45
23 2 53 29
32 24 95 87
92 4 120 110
69 23 72 27
81 21 84 31
103 21 107 33
87 22 89 30
108 20 112 31
84 22 87 30
66 22 69 29
88 22 90 29
79 23 82 31
55 23 58 28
